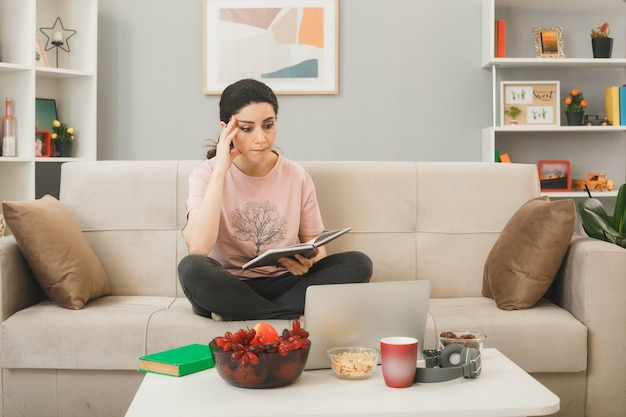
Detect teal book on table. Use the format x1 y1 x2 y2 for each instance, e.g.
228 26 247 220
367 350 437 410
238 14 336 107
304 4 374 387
139 344 214 377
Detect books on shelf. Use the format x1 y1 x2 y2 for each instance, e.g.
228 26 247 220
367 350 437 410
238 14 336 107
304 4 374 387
619 84 626 126
242 227 351 270
495 20 506 58
138 344 214 377
605 86 620 126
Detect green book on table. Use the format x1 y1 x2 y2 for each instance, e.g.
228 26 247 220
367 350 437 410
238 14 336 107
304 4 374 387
138 344 214 377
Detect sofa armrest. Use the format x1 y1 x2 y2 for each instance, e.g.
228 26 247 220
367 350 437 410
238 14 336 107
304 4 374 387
549 235 626 415
0 236 45 321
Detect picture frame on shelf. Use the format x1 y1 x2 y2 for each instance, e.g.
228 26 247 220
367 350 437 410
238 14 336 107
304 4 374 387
532 26 565 58
538 160 571 192
500 81 560 127
35 130 51 157
35 36 49 67
202 0 338 95
35 99 58 156
35 98 58 131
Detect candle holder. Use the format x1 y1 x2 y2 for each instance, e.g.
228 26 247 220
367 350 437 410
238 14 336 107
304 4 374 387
39 17 77 68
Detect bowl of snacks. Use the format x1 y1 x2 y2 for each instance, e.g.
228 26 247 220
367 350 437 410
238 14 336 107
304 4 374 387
439 331 486 351
327 346 380 379
209 320 310 389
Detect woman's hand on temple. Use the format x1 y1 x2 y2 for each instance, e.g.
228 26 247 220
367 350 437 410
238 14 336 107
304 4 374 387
183 116 241 255
214 116 241 172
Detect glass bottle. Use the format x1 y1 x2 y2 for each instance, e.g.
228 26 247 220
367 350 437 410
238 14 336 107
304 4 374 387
2 98 16 157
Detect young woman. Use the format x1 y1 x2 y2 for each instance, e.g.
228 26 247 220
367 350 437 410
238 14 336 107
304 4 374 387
178 79 372 321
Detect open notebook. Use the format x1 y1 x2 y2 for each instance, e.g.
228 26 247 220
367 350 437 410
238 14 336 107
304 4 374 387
242 227 350 270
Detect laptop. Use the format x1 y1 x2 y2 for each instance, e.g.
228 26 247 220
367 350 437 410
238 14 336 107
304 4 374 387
303 280 431 370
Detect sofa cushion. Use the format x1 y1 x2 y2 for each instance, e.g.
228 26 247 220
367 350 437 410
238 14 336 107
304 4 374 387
2 195 111 309
0 296 175 369
482 196 575 310
145 298 283 354
428 297 587 373
1 295 587 374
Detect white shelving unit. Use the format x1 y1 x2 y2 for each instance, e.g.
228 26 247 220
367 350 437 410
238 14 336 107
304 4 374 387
0 0 97 202
482 0 626 199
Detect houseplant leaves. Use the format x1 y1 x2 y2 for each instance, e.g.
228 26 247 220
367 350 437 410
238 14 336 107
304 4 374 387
577 184 626 248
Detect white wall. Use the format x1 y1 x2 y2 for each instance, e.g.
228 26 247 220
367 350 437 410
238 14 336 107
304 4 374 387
97 0 490 162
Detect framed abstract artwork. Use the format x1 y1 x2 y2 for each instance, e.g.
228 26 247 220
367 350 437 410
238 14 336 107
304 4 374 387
203 0 338 95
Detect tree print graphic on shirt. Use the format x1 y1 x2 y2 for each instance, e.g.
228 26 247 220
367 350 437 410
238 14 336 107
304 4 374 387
232 200 287 256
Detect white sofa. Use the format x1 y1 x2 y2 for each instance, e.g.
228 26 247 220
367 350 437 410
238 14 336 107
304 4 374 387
0 160 625 417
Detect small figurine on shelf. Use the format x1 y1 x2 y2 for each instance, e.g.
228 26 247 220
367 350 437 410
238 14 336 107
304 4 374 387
50 119 75 157
584 114 610 126
571 173 614 192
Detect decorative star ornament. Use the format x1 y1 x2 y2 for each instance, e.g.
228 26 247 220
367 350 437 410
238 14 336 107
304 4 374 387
40 17 77 53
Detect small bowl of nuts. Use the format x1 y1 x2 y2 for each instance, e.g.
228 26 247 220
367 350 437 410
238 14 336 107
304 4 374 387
327 346 380 380
439 331 486 351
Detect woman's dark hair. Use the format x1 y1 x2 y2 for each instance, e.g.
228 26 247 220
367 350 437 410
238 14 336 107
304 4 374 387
206 79 279 159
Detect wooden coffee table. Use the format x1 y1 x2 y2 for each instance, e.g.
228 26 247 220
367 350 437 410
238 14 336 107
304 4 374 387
125 348 559 417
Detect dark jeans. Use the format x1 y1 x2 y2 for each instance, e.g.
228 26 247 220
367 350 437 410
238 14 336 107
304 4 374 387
178 251 373 320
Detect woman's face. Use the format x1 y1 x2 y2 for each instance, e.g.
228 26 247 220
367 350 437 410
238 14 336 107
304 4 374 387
232 102 277 163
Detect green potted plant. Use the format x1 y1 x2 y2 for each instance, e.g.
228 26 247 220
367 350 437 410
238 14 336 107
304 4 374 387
564 89 586 126
591 22 612 58
505 106 522 124
578 183 626 248
50 119 75 157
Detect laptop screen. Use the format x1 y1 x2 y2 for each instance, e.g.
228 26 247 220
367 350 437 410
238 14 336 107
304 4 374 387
303 280 431 370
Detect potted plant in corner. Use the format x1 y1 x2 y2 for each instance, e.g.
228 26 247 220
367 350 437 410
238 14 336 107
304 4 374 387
564 89 586 126
505 106 522 125
591 22 612 58
578 183 626 248
51 119 75 157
